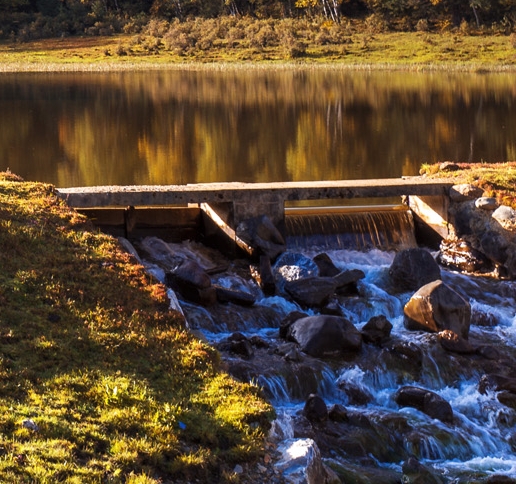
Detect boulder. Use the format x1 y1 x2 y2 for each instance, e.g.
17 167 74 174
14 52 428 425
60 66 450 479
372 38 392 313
404 280 471 339
214 285 256 306
361 315 393 346
389 248 441 292
165 259 217 307
313 253 340 277
273 252 319 295
285 276 337 307
394 386 453 423
236 215 286 260
333 268 365 295
449 183 484 202
287 315 362 358
303 394 328 423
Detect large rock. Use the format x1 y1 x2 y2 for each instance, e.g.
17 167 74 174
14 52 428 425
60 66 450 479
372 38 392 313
389 248 441 292
394 386 453 423
404 280 471 339
287 315 362 358
285 276 337 307
236 215 286 260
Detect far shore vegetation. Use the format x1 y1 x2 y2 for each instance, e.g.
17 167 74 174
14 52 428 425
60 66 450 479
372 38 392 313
0 0 515 70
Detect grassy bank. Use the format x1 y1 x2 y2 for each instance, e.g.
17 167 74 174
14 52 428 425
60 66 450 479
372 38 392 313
0 26 515 71
421 162 516 209
0 171 274 483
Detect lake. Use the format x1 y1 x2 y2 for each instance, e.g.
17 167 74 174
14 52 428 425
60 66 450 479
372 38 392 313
1 69 515 188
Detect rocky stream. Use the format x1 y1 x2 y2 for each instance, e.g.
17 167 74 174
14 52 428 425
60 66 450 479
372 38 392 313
119 186 516 484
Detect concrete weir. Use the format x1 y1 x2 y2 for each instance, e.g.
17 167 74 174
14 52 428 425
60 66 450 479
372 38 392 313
56 178 455 253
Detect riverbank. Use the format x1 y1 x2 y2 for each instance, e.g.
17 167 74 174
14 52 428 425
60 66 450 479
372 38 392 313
1 29 516 71
0 170 274 483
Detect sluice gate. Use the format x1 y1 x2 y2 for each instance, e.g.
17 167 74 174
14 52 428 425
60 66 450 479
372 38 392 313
56 178 455 252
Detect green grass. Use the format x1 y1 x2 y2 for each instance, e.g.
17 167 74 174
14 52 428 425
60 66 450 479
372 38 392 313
421 162 516 209
0 171 274 483
0 27 515 71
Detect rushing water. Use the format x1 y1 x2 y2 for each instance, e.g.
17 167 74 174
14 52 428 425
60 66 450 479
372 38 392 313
1 69 516 187
129 220 516 482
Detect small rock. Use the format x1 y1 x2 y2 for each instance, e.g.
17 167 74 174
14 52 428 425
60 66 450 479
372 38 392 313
439 161 460 172
233 464 244 474
475 197 498 210
449 184 484 202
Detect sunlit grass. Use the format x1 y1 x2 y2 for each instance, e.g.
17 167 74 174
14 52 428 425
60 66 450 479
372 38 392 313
0 171 274 482
421 162 516 209
0 29 515 71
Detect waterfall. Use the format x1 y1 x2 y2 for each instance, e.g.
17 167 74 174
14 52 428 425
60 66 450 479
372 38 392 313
285 206 417 251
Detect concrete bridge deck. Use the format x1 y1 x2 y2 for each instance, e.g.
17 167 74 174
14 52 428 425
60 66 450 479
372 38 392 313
57 178 454 209
57 178 455 251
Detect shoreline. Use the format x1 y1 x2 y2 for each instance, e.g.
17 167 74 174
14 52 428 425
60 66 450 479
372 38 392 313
2 60 516 73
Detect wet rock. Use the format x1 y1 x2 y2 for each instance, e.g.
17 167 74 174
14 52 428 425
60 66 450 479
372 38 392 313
214 285 256 306
321 299 346 316
287 315 362 358
275 438 340 484
394 386 453 423
303 394 328 423
285 276 337 307
165 258 211 289
328 404 348 423
438 238 493 273
476 197 498 210
472 307 499 327
487 476 516 484
273 252 319 295
280 311 308 339
259 255 276 295
217 332 254 359
402 456 445 484
497 391 516 410
313 253 340 277
476 345 501 360
236 215 286 260
361 314 393 346
389 248 441 292
449 183 484 202
478 374 516 394
438 330 475 354
338 381 373 406
333 268 365 295
404 280 471 339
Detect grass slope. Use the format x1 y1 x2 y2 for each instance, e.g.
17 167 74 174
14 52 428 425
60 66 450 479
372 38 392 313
0 171 274 483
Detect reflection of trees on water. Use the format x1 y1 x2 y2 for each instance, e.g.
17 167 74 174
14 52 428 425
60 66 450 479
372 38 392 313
0 71 515 186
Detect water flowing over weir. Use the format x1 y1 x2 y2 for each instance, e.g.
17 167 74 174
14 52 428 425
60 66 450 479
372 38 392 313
285 207 417 251
124 208 516 483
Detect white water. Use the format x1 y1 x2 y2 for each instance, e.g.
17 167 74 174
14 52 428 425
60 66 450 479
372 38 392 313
132 237 516 481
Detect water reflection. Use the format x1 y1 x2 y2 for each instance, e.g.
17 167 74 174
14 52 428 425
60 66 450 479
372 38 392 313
0 69 515 187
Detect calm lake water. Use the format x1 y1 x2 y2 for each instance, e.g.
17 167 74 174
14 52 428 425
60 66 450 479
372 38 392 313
1 69 515 188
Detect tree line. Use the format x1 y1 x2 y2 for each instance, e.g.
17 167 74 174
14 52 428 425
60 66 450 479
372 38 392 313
0 0 515 40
